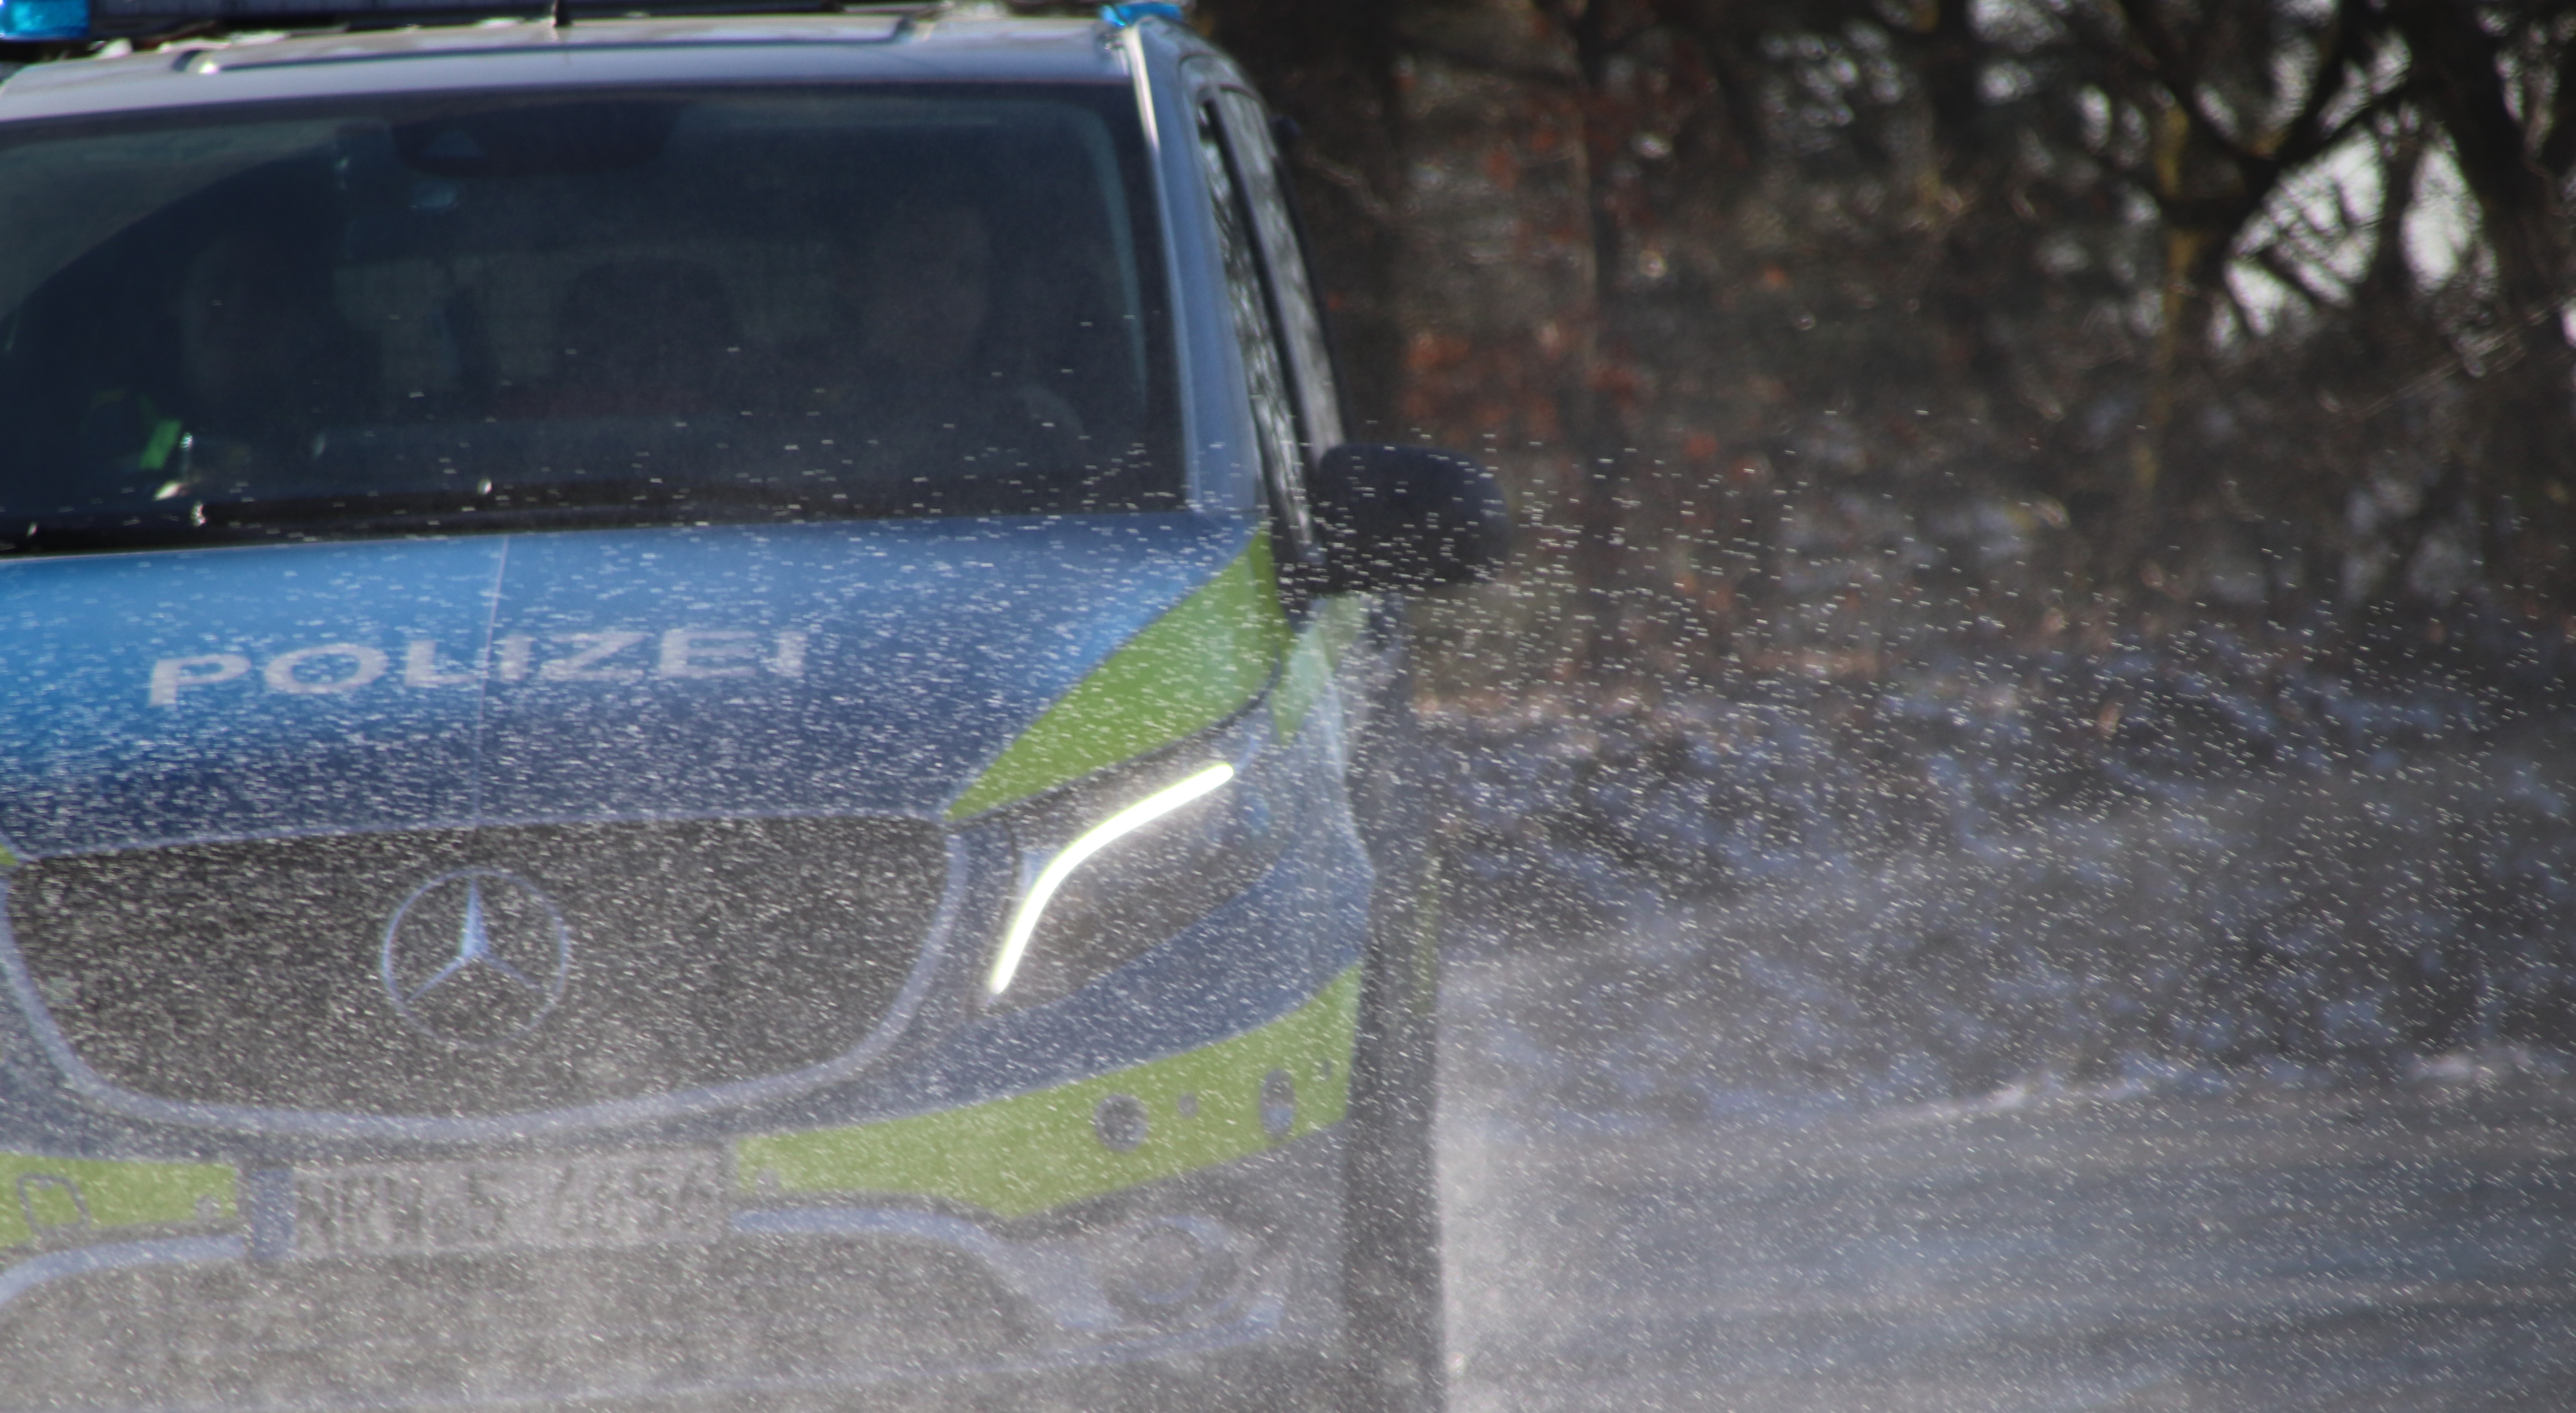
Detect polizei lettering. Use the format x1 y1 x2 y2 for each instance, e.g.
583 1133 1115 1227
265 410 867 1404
148 630 809 706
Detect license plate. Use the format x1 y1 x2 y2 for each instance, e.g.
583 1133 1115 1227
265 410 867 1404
293 1149 729 1260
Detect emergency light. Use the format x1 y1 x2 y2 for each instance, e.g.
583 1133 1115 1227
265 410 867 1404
0 0 1182 46
0 0 89 40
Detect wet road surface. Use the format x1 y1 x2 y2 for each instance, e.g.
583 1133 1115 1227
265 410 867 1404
1439 960 2576 1413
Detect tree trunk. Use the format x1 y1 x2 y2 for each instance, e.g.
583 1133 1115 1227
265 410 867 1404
2389 0 2576 597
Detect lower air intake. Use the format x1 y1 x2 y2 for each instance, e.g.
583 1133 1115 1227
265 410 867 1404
0 1237 1030 1413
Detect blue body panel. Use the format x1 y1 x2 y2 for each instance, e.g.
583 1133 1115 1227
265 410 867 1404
0 513 1252 857
0 19 1390 1401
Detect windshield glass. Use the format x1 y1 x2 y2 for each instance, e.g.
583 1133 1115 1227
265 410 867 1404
0 84 1180 552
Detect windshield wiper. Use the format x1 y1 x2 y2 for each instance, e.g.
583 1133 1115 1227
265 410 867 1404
223 477 918 526
0 506 222 556
1 478 926 554
2 466 1175 555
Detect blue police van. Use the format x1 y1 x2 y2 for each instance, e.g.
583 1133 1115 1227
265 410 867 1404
0 2 1505 1408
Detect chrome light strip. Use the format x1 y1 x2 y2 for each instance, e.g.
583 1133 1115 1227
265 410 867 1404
986 762 1233 997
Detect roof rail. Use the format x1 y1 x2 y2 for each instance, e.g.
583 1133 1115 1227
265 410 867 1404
0 0 941 54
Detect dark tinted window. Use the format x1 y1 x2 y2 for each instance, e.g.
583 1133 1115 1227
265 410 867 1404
1211 86 1341 458
1194 95 1311 551
0 86 1180 552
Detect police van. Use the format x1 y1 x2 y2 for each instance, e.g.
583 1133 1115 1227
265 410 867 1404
0 2 1504 1408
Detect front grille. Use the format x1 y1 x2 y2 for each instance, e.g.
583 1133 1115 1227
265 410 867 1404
0 1238 1030 1413
5 818 947 1118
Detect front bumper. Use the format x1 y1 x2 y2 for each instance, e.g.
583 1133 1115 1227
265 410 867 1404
0 1129 1348 1413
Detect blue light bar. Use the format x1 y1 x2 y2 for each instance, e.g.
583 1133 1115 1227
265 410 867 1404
0 0 90 40
1097 2 1182 27
29 0 934 42
90 0 533 29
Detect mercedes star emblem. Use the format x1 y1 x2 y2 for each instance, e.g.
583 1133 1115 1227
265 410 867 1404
380 869 571 1048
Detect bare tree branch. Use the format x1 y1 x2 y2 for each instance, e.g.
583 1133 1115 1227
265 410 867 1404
2537 11 2576 175
1293 148 1399 225
2251 242 2342 311
1390 31 1581 90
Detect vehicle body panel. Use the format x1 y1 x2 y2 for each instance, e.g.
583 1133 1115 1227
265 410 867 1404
0 515 1260 853
0 16 1114 124
0 13 1411 1406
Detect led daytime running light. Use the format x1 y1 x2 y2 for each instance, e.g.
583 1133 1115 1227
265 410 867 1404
987 762 1235 997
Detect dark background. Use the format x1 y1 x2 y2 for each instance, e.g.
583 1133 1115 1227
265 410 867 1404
1180 11 2576 1406
1207 0 2576 654
1182 0 2576 1097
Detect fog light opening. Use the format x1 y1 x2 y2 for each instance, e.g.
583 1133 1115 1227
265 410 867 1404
1094 1093 1149 1152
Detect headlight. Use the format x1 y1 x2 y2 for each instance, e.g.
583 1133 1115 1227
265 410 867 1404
984 716 1292 1008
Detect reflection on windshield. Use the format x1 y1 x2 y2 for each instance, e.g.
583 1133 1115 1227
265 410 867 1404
0 88 1179 551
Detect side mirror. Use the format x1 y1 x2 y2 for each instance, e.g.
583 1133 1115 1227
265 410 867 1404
1308 443 1512 594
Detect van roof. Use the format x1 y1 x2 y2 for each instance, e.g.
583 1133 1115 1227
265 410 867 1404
0 8 1138 125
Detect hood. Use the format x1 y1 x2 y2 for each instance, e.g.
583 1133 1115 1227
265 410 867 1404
0 514 1254 858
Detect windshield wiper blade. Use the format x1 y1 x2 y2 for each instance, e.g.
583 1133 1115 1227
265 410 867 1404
0 507 220 555
0 481 890 553
0 467 1165 555
227 478 883 525
216 475 1073 526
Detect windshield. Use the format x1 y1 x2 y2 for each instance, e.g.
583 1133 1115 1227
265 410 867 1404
0 84 1180 552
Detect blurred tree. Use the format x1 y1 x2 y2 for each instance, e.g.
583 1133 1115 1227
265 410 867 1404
1198 0 2576 684
2385 0 2576 600
1194 0 1408 427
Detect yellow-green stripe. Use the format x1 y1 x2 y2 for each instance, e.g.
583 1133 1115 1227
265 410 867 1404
945 535 1291 821
736 965 1359 1218
0 1153 235 1249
